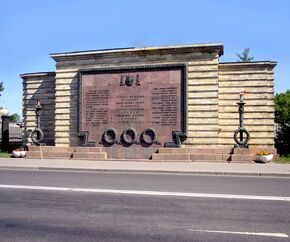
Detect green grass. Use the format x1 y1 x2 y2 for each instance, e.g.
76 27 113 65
273 154 290 164
0 152 12 158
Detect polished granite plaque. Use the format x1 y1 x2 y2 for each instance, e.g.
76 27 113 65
80 67 185 147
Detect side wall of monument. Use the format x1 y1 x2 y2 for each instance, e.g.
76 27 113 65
21 72 56 146
51 46 222 147
218 62 276 147
186 52 220 147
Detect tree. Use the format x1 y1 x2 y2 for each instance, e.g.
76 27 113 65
275 90 290 154
236 48 254 62
275 90 290 124
9 113 20 122
0 82 4 94
0 82 4 110
0 82 4 99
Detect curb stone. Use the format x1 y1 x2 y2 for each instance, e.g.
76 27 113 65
0 166 289 178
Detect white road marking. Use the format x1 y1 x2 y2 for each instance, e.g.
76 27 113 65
72 189 290 202
0 184 290 201
189 229 289 238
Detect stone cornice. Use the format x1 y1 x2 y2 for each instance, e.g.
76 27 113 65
20 72 56 79
50 43 224 61
220 61 277 68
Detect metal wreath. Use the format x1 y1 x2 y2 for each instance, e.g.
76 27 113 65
31 128 44 145
233 127 250 146
122 128 137 145
102 128 118 145
141 128 157 145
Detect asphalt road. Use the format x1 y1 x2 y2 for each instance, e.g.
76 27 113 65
0 170 289 242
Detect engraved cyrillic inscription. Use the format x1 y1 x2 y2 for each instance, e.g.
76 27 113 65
115 95 145 123
81 69 183 146
84 89 109 126
151 87 178 126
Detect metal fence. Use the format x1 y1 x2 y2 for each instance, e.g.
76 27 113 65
0 123 23 151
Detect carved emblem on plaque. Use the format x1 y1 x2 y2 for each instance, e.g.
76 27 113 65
135 74 140 86
120 75 125 86
125 76 134 86
120 74 140 86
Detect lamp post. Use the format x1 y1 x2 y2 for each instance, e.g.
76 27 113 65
35 100 42 129
233 93 250 148
31 100 44 145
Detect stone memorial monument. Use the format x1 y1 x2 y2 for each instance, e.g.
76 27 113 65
21 43 277 161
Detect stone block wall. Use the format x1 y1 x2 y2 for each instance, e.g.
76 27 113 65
186 54 220 147
21 72 56 145
51 44 223 147
21 44 276 150
218 62 276 147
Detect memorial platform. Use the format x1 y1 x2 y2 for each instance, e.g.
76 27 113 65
26 146 278 163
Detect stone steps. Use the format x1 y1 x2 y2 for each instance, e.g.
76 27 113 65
26 151 43 159
153 147 233 162
157 148 233 154
189 153 230 161
29 146 75 153
73 147 107 160
151 147 274 163
42 151 72 159
26 146 107 160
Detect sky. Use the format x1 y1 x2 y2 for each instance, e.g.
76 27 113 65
0 0 290 117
